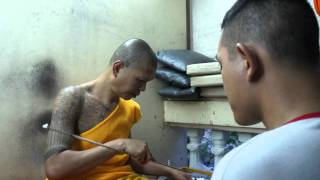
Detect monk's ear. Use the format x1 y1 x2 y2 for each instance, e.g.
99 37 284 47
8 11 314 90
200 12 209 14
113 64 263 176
112 60 124 77
236 43 263 82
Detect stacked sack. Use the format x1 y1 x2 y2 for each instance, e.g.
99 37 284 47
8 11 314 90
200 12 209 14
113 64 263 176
155 50 213 100
187 61 224 98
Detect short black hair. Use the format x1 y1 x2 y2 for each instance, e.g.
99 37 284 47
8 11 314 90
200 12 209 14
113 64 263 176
110 38 157 69
221 0 319 69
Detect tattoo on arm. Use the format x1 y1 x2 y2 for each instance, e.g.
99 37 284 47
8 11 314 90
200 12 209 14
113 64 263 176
45 86 83 159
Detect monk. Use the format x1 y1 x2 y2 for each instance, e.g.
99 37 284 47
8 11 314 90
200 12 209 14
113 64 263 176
45 39 191 180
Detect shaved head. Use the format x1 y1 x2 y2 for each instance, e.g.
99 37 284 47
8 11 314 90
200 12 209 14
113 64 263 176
110 39 157 69
221 0 319 70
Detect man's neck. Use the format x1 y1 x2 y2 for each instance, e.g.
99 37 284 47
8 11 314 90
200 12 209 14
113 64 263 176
260 70 320 129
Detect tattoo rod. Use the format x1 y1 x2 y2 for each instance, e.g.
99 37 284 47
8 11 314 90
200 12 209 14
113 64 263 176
48 128 124 153
47 128 212 176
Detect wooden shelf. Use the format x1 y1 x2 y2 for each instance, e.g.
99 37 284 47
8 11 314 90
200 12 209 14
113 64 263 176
164 100 265 133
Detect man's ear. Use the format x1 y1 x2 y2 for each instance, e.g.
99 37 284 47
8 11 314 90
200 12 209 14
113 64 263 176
236 43 263 82
112 60 124 77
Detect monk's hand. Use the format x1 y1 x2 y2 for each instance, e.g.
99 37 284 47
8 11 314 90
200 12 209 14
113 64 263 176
123 139 152 164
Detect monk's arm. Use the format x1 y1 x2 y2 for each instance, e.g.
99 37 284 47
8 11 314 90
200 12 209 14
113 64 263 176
129 147 192 180
44 87 123 179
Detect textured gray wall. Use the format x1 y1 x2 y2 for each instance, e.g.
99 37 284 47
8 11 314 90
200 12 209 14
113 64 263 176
0 0 187 179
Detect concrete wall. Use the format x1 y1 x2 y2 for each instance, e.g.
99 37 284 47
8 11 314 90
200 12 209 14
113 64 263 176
191 0 236 58
191 0 320 58
0 0 187 179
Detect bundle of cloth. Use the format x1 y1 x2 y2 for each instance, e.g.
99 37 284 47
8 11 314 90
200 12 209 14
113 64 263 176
155 49 213 100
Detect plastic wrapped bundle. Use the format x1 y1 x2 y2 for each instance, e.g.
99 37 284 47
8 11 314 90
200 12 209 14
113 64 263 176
156 67 190 88
156 50 213 73
158 86 199 100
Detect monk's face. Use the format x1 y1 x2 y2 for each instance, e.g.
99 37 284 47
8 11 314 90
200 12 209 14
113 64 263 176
113 62 155 100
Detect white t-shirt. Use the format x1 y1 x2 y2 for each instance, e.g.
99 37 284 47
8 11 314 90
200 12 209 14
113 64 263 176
211 118 320 180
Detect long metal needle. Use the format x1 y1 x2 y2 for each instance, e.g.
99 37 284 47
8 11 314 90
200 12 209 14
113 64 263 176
48 128 212 176
49 128 125 153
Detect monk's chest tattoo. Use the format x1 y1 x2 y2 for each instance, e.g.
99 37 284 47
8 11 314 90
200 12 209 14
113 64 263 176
76 93 114 133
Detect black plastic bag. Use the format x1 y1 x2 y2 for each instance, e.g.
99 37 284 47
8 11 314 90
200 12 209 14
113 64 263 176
158 86 199 100
156 50 213 72
156 67 190 88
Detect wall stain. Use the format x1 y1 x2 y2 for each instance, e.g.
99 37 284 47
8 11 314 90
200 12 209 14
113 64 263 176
0 58 62 179
31 59 59 99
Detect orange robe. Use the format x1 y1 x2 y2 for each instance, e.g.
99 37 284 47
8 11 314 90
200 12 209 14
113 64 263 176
49 98 148 180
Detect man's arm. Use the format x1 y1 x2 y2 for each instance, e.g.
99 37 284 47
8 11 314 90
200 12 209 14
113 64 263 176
45 87 150 179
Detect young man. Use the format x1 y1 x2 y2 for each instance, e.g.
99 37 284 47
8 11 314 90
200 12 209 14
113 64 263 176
45 39 191 180
211 0 320 179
